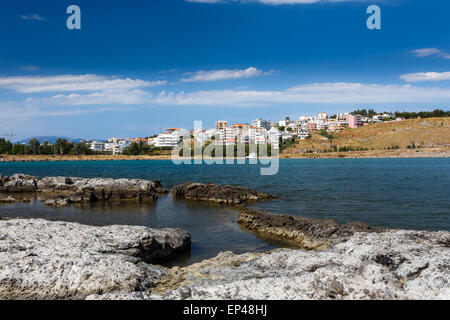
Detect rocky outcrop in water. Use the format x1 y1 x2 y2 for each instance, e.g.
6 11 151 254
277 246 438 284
0 174 168 205
238 208 380 250
150 229 450 300
171 182 278 205
0 218 191 300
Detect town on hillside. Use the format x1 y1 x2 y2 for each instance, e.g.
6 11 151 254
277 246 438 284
85 111 411 155
1 109 448 156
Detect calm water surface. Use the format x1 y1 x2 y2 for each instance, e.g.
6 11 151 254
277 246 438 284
1 158 449 264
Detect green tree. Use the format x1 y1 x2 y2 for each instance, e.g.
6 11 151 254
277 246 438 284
54 138 74 155
73 141 92 155
39 141 53 155
28 138 40 155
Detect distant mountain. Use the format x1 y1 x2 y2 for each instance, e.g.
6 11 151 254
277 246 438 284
14 136 84 144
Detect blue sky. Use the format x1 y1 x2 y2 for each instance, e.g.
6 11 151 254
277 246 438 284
0 0 449 139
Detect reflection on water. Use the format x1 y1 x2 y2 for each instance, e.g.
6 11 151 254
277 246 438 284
0 195 278 265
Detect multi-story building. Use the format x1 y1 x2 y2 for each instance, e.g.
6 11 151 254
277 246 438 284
306 122 318 132
251 118 271 130
318 112 328 120
216 127 236 145
268 127 281 150
297 130 310 140
248 126 267 145
315 119 328 131
348 114 363 128
155 133 181 147
216 120 228 131
231 123 250 142
155 128 188 147
90 141 104 152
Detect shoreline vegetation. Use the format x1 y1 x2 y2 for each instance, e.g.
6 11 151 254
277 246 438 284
0 146 449 162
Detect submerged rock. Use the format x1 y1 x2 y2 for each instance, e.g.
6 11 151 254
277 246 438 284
0 219 191 300
0 174 169 204
0 195 19 203
150 229 450 300
171 182 278 205
238 208 379 250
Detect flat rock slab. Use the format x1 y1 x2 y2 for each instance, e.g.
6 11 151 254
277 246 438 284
0 174 169 205
0 219 191 300
238 208 380 250
171 182 278 205
150 229 450 300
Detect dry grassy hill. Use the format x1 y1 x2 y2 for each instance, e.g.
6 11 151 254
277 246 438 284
282 117 450 158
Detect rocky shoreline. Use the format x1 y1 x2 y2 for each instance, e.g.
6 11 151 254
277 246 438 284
1 177 449 300
1 217 448 300
151 228 450 300
1 148 450 162
0 174 168 206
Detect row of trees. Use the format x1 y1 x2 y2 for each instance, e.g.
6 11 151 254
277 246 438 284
351 108 378 118
122 142 172 155
393 109 450 119
350 108 449 119
0 138 174 156
0 138 94 155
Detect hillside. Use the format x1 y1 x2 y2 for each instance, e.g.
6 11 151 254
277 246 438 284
282 117 450 158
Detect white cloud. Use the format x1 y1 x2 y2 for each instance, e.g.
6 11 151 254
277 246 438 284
2 75 450 122
19 14 46 21
400 71 450 82
0 75 166 93
47 89 152 106
150 83 450 106
412 48 450 59
181 67 264 82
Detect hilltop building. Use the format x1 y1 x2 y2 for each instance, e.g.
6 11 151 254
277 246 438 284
348 114 363 128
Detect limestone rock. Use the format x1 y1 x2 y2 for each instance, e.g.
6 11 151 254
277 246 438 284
0 219 191 300
150 230 450 300
171 182 278 205
0 174 169 203
238 208 379 250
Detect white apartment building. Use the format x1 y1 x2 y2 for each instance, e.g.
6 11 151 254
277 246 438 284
318 112 328 120
147 138 156 146
118 140 131 151
216 127 236 145
155 133 181 147
268 127 281 149
298 130 310 140
315 119 328 131
251 118 271 130
90 141 104 152
248 127 267 145
278 120 288 127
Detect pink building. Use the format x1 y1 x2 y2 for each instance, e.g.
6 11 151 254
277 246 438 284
306 123 317 132
347 114 363 128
